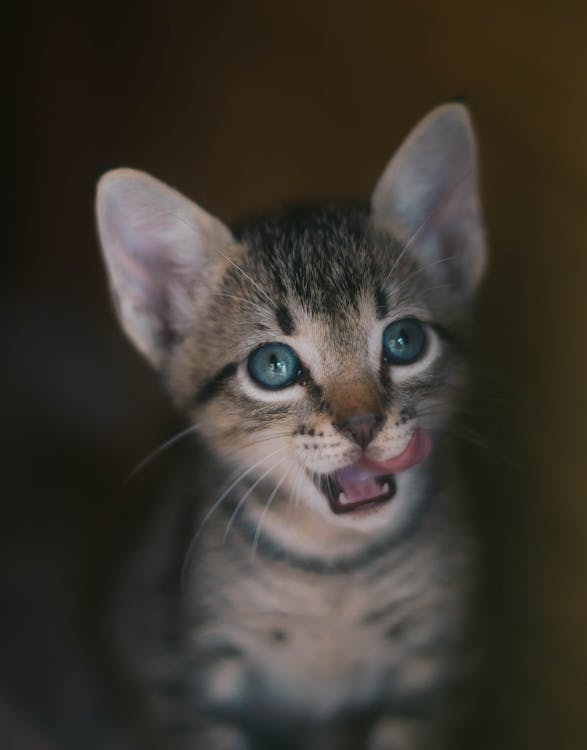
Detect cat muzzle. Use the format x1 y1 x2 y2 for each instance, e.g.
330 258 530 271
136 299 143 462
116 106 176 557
314 428 431 515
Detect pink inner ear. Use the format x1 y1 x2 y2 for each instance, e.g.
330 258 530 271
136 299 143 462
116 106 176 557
102 206 156 296
99 187 194 351
114 235 157 292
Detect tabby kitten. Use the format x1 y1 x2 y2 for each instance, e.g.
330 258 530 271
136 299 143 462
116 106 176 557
96 104 486 750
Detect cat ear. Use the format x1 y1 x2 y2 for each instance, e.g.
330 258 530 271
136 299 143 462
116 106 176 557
96 169 234 368
371 104 486 299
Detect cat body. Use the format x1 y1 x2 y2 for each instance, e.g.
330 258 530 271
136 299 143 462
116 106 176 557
186 448 474 750
97 105 486 749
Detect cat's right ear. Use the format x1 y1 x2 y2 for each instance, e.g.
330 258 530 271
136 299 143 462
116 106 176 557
96 169 234 368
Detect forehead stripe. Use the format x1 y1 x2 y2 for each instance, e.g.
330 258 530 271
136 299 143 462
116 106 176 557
375 287 389 319
276 305 295 336
193 361 238 406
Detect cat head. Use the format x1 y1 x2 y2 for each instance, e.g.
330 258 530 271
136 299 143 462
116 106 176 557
96 104 486 545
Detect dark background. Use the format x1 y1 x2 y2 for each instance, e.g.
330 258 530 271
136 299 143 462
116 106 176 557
4 1 587 748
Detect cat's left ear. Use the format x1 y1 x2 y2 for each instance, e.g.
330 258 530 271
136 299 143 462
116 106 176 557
371 104 486 299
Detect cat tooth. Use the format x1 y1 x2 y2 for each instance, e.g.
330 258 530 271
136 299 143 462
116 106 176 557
338 492 348 504
381 482 389 494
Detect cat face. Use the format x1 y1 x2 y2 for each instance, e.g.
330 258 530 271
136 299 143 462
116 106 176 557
164 207 460 537
96 104 486 539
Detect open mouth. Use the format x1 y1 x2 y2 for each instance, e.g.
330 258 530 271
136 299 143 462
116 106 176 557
313 429 432 516
317 470 397 514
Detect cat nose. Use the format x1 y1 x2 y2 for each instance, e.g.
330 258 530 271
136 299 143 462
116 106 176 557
332 414 384 450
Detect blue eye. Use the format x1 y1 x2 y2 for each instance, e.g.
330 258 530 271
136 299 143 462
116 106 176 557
382 318 427 365
247 343 302 389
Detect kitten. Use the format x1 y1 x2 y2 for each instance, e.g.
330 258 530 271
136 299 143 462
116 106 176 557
96 104 486 750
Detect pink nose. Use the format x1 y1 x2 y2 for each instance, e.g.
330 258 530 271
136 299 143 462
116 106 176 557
332 414 384 449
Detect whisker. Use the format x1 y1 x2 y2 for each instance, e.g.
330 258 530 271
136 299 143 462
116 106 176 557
251 463 294 562
223 456 288 542
123 423 202 485
212 246 278 311
310 469 320 516
384 213 434 288
297 468 317 527
420 282 457 295
423 421 522 473
210 291 268 308
214 432 293 466
180 445 287 587
326 472 336 502
295 468 308 510
125 424 292 487
402 254 460 283
209 292 277 327
167 210 278 311
197 445 287 537
286 462 306 528
383 166 474 287
390 254 461 300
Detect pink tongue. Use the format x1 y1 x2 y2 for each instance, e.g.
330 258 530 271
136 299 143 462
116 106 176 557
334 429 431 504
335 467 383 503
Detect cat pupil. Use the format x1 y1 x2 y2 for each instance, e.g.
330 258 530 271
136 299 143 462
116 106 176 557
270 354 283 373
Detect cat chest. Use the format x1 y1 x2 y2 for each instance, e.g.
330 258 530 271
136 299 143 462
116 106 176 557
187 562 453 723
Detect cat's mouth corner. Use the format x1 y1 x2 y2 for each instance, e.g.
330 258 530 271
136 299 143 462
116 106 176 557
312 428 432 516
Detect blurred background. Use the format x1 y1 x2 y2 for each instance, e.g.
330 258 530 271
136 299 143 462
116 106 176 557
4 1 587 747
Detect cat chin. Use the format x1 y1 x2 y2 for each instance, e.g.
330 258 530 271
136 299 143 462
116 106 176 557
266 470 425 547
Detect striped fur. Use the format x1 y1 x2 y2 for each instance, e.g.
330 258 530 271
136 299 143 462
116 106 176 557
98 105 486 749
